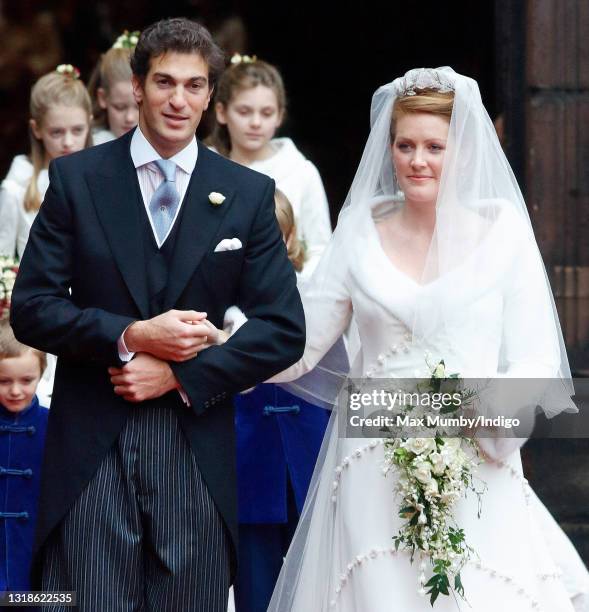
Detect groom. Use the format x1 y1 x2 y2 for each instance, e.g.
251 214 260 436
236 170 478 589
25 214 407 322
11 17 304 611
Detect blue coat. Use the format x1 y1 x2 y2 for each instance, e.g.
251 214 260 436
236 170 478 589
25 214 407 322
235 385 329 524
0 395 49 591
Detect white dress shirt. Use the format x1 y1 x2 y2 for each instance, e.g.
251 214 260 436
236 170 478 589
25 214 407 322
118 127 199 404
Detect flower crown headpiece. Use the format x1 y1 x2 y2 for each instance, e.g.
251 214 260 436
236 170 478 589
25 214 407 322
112 30 140 50
230 53 257 66
393 67 455 97
56 64 81 80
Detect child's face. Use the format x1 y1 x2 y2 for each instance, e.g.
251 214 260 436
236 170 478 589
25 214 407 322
0 351 42 413
31 104 90 165
98 81 139 138
216 85 283 155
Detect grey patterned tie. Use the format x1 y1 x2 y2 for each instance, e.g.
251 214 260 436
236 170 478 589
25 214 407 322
149 159 180 244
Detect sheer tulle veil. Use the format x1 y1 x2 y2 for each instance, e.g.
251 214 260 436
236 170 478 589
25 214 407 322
268 67 575 611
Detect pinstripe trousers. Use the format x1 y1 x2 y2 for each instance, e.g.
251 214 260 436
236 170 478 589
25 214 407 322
42 405 231 611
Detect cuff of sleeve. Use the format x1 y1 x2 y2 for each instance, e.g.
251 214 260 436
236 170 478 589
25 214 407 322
117 325 136 362
178 387 191 406
223 306 248 337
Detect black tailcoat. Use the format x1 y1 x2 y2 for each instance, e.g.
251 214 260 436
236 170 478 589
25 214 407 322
10 130 305 583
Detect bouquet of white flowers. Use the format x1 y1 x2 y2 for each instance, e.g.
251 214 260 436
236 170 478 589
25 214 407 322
0 256 19 320
383 360 485 606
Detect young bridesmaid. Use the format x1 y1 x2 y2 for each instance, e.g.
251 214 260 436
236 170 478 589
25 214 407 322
208 56 332 279
0 65 92 259
88 31 139 144
220 191 340 612
0 321 49 593
0 65 91 407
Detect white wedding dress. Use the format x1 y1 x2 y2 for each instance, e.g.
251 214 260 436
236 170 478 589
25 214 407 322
268 203 589 611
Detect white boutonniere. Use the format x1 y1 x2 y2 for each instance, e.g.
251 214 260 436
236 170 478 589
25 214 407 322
208 192 226 206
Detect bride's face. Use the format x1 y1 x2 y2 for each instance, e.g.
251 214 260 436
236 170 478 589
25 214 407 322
392 112 449 207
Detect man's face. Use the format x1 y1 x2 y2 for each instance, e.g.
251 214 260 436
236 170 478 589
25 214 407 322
132 51 212 157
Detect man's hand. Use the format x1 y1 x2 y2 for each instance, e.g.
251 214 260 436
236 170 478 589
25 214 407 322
108 353 181 402
124 310 210 362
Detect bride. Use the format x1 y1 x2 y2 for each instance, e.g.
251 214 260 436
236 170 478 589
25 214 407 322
256 68 589 611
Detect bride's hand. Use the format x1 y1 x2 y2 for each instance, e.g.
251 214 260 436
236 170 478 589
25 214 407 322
200 319 229 347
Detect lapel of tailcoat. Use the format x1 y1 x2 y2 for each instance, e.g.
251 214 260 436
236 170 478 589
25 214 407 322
86 131 150 319
163 143 236 310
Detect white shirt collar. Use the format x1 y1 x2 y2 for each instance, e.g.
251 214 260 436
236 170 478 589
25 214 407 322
130 126 198 174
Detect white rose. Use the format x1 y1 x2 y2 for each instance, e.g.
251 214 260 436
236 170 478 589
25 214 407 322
429 451 447 475
441 438 461 452
208 191 226 205
130 35 138 45
402 438 437 456
412 458 433 485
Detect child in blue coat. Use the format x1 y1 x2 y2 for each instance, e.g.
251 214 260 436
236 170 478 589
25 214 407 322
0 321 49 592
220 191 344 612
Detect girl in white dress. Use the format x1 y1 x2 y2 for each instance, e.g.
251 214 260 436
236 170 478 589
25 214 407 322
0 65 92 406
0 66 92 260
87 32 139 145
261 68 589 611
207 56 332 280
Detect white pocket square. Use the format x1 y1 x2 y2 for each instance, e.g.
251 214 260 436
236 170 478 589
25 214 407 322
214 237 242 252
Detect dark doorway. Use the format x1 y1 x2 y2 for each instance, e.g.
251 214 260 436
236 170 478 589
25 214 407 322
236 1 497 222
0 1 496 223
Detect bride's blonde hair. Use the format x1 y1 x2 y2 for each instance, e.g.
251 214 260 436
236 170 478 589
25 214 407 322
390 88 454 139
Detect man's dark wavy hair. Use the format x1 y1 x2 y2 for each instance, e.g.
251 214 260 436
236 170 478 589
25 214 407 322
130 17 225 88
